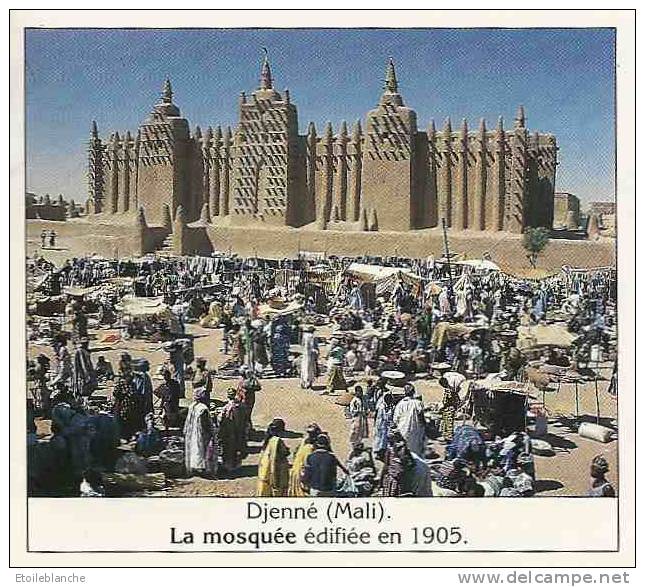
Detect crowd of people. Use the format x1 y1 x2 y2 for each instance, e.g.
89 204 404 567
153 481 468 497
26 250 617 498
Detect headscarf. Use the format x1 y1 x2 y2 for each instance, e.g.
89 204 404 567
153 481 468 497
267 418 285 437
315 433 331 450
439 371 466 391
194 387 210 404
591 455 609 476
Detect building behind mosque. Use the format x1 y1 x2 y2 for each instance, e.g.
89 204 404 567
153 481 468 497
85 56 557 241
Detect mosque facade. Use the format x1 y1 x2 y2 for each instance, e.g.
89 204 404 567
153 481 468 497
86 56 557 235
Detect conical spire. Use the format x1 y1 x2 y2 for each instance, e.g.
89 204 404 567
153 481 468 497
260 48 272 90
194 125 202 140
385 58 398 93
352 120 362 143
136 206 147 227
174 205 186 226
307 122 317 146
340 120 348 139
444 117 452 134
324 121 333 143
461 118 468 136
205 126 213 141
162 78 173 104
214 125 222 142
515 105 525 128
200 202 211 224
428 119 436 138
360 206 368 231
479 118 486 135
587 213 600 240
90 120 98 139
369 208 378 231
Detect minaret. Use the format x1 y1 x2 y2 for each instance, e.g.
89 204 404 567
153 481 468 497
133 129 141 210
350 120 363 222
306 122 317 223
110 131 120 214
439 117 453 227
87 120 104 213
385 58 398 92
507 106 528 232
492 116 506 231
427 119 438 227
121 130 131 213
162 78 173 104
194 125 208 216
473 118 487 231
514 105 526 129
379 57 404 107
207 126 220 217
220 126 231 216
319 121 334 228
334 120 349 220
260 49 273 90
455 118 469 230
363 57 417 231
134 76 188 225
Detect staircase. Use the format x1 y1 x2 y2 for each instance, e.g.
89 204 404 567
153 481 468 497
157 234 174 256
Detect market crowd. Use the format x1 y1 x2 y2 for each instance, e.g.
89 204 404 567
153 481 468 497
26 251 617 499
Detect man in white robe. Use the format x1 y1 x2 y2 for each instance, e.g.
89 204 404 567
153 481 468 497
183 388 218 478
393 385 426 457
300 326 318 389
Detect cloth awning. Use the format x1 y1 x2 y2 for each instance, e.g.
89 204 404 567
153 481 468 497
116 295 170 317
257 300 304 318
61 285 101 297
345 262 420 282
456 259 500 272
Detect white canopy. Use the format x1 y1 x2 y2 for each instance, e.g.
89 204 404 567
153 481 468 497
456 259 501 272
345 262 420 282
116 295 170 317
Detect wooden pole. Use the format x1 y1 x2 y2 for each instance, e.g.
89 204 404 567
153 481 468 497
441 217 456 314
594 375 601 424
575 381 580 420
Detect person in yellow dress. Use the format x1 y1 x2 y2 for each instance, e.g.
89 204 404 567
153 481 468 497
288 423 321 497
256 418 291 497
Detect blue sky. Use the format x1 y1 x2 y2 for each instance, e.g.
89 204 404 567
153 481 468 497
25 28 615 205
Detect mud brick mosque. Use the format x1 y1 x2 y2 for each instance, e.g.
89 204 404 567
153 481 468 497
85 55 558 245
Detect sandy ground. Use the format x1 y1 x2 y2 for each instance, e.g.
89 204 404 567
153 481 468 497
29 319 618 498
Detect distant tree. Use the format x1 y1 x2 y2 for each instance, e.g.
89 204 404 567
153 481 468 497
523 227 551 269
